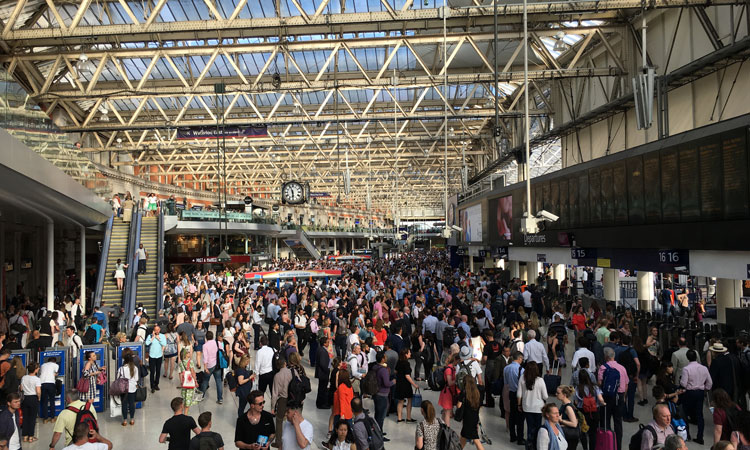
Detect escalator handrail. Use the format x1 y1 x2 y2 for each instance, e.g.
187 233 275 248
92 215 114 308
156 206 165 313
123 207 141 323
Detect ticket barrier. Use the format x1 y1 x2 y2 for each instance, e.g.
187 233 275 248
39 347 71 417
78 345 109 413
116 342 144 409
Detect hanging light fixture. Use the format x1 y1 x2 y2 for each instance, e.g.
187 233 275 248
553 31 569 52
99 105 110 122
76 53 96 76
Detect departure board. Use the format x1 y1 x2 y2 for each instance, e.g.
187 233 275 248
589 169 601 224
643 152 661 222
579 173 590 226
699 139 722 219
661 147 680 221
722 131 749 218
559 179 569 228
679 146 700 220
627 156 645 224
600 167 614 224
613 162 628 224
569 176 579 228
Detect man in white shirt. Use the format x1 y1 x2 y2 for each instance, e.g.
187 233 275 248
572 337 597 374
65 326 83 366
522 330 550 374
39 357 59 423
281 403 313 450
521 289 532 309
347 344 368 395
255 336 275 396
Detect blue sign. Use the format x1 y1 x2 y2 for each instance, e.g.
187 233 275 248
176 125 268 140
39 348 68 416
117 343 144 408
10 350 30 368
78 345 107 413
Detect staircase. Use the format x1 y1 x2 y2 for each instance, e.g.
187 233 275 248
134 216 160 322
283 229 321 260
100 218 131 308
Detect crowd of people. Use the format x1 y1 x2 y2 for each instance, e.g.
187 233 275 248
0 250 747 450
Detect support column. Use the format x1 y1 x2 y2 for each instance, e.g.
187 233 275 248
80 226 86 310
352 238 355 252
46 221 54 311
483 255 494 269
519 262 528 282
507 260 520 279
527 261 540 283
333 238 338 255
716 278 741 324
469 256 475 273
637 271 655 311
603 268 621 304
553 264 566 284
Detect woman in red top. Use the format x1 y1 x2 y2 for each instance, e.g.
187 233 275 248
372 320 387 349
571 305 587 336
438 353 459 427
334 375 355 427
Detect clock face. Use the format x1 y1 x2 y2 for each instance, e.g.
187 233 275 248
282 182 305 204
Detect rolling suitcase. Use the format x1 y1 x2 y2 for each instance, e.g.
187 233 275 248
595 405 616 450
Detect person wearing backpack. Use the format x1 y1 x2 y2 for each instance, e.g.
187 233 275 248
351 397 384 450
637 404 674 450
615 335 640 423
597 348 628 450
49 389 103 448
575 367 605 450
188 411 224 450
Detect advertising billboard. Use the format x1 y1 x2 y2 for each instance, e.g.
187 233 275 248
488 195 513 242
459 204 482 242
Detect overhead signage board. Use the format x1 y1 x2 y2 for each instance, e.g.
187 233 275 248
177 125 268 140
244 270 342 280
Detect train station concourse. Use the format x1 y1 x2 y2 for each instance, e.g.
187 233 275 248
0 0 749 449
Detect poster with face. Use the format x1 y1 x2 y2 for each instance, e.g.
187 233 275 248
496 195 512 240
459 204 482 242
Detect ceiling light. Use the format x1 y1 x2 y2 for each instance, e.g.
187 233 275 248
76 53 96 76
553 32 569 52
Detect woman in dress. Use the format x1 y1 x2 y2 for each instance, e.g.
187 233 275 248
147 193 157 216
80 351 102 402
177 346 198 414
438 352 459 426
415 400 441 450
122 193 135 223
537 403 568 450
194 320 206 370
457 376 484 450
117 350 139 426
162 323 178 380
324 420 356 450
411 327 426 381
114 258 128 291
395 348 419 423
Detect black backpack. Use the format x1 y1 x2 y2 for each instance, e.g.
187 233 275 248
616 347 638 378
629 424 656 450
82 327 97 345
287 366 311 405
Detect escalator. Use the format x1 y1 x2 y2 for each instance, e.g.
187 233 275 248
133 215 160 322
94 217 131 309
283 229 321 260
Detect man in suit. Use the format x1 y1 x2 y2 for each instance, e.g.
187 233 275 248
315 336 331 409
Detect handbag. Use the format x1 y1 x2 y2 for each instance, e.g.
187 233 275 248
454 404 464 422
218 349 229 370
110 377 129 396
180 370 197 389
135 384 148 402
76 376 90 394
96 368 107 386
210 317 221 326
109 396 122 418
411 389 422 408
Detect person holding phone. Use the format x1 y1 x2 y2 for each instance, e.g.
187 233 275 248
234 390 275 450
145 325 167 393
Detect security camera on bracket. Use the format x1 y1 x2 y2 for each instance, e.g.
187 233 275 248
521 210 559 234
441 224 463 239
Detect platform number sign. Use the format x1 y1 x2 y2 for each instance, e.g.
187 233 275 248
655 249 689 274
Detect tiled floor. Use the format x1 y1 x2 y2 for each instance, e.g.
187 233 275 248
30 342 716 450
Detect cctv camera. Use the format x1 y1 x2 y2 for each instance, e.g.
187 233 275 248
450 225 463 232
536 210 559 222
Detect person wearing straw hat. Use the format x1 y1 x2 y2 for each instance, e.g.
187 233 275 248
709 342 741 403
